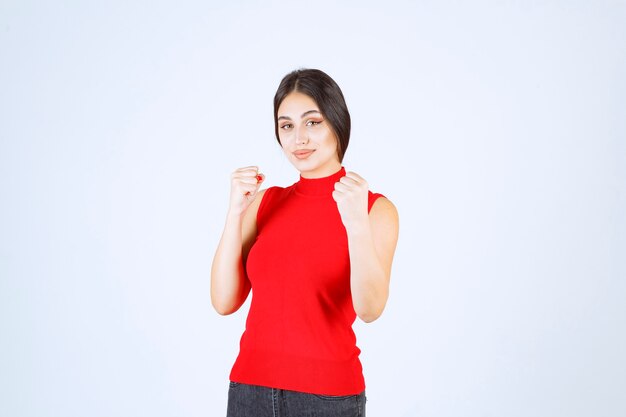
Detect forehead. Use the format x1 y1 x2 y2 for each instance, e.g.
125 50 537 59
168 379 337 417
277 91 319 116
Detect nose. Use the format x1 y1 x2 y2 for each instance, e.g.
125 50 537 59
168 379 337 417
295 126 309 145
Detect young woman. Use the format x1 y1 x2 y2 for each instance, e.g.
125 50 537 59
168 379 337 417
211 68 399 417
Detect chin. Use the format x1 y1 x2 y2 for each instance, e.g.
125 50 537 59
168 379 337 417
287 164 312 177
286 152 339 175
289 156 316 168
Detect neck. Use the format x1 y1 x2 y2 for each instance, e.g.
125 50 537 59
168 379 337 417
295 166 345 197
299 161 343 179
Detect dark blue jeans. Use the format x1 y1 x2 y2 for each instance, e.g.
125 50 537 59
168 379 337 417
226 381 366 417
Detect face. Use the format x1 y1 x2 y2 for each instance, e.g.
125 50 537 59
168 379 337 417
277 91 341 178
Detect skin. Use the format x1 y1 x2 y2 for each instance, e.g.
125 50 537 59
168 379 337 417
210 91 399 323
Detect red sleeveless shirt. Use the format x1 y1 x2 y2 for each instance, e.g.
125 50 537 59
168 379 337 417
229 167 383 395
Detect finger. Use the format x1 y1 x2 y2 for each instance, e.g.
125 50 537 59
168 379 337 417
234 170 262 181
236 166 259 172
246 186 261 197
244 174 265 196
231 174 258 185
338 176 360 186
233 169 260 178
239 183 258 194
333 182 350 193
235 177 260 186
344 171 365 182
232 167 260 178
233 167 265 178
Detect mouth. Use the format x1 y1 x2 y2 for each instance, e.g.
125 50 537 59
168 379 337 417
293 149 315 160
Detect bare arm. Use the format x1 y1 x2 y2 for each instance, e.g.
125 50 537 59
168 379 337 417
346 197 399 322
333 172 399 323
210 167 265 315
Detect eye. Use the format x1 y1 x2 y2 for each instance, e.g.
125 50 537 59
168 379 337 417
280 123 293 130
306 120 322 127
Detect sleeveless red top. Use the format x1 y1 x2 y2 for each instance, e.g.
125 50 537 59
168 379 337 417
229 167 383 395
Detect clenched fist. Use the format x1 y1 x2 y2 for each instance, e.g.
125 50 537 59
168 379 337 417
332 171 369 230
228 166 265 215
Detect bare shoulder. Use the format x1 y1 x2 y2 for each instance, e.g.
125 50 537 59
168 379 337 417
370 197 399 223
369 197 399 244
369 196 399 274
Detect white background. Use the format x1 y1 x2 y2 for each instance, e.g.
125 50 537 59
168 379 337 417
1 1 624 416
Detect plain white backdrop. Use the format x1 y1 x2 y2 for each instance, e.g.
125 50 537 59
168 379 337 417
1 1 624 416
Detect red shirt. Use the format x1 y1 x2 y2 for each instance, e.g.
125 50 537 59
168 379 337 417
229 167 383 395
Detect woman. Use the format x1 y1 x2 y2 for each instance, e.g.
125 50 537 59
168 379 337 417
211 68 399 417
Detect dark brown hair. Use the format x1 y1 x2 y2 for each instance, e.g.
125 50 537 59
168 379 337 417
273 69 351 162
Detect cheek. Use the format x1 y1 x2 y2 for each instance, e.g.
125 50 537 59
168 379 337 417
279 136 294 153
311 128 332 144
320 131 338 150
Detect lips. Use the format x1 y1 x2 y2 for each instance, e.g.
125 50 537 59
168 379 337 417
293 149 315 159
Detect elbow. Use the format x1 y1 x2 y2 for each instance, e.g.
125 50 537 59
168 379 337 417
213 304 236 316
212 303 238 316
211 296 239 316
355 304 386 323
358 311 381 323
210 279 249 316
354 288 389 323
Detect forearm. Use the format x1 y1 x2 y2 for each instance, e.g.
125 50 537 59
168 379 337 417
346 222 390 323
211 212 250 315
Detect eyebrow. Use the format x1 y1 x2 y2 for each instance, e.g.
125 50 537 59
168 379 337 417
277 109 322 121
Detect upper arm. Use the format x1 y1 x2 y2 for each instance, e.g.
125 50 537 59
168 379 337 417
368 197 399 278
